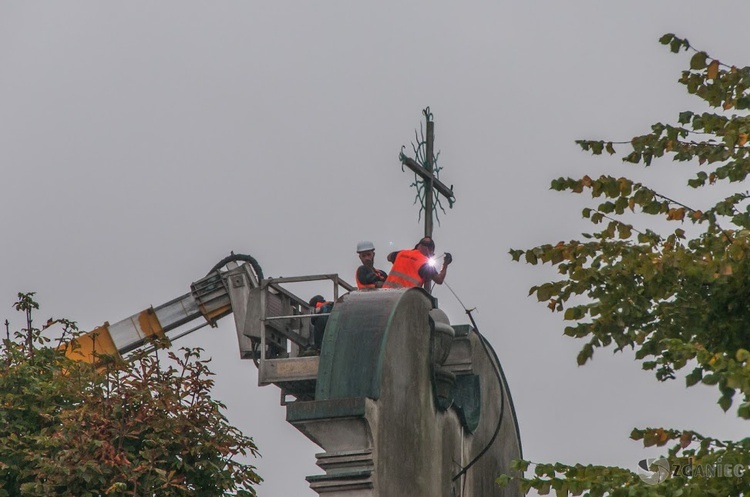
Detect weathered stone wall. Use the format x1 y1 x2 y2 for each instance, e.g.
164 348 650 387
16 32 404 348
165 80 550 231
287 288 521 497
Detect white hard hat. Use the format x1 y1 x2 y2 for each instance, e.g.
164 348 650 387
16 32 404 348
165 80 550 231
356 241 375 253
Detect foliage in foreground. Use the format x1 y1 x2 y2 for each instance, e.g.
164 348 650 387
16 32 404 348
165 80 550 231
502 35 750 495
0 293 261 497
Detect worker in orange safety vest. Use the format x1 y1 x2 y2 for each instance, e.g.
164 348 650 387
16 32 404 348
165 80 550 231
355 241 388 289
383 237 452 289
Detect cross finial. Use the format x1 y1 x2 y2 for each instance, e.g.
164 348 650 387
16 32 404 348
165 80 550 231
399 107 455 239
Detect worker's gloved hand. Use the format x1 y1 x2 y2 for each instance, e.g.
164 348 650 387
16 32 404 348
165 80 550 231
444 252 453 265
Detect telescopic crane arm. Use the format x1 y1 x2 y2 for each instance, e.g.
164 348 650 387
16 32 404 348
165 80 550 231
64 255 263 365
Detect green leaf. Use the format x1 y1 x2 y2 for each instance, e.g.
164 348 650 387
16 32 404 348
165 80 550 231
702 373 720 386
659 33 674 45
536 285 553 302
685 368 703 387
496 474 512 487
525 251 538 265
577 343 594 366
510 459 531 472
718 394 732 412
690 52 708 70
538 481 551 495
678 111 694 124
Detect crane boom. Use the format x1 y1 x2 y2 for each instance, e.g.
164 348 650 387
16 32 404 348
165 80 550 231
64 258 251 365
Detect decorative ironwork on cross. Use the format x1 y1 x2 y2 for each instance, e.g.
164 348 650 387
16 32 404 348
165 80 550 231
399 107 456 239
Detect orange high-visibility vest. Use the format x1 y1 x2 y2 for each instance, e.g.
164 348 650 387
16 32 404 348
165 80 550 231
356 267 387 289
384 250 428 289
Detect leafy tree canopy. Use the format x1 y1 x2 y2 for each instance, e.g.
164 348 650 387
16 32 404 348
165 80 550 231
503 35 750 495
0 293 261 497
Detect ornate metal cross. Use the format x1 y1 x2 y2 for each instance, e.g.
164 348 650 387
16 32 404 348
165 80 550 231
399 107 456 238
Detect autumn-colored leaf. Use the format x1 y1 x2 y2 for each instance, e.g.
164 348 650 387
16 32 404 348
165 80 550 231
667 208 686 221
679 431 693 448
707 59 720 79
657 428 669 445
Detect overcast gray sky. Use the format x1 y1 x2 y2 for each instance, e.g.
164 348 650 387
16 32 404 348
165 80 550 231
2 2 750 495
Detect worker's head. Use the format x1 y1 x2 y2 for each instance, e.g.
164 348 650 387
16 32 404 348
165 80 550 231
415 237 436 256
309 295 326 307
356 241 376 267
